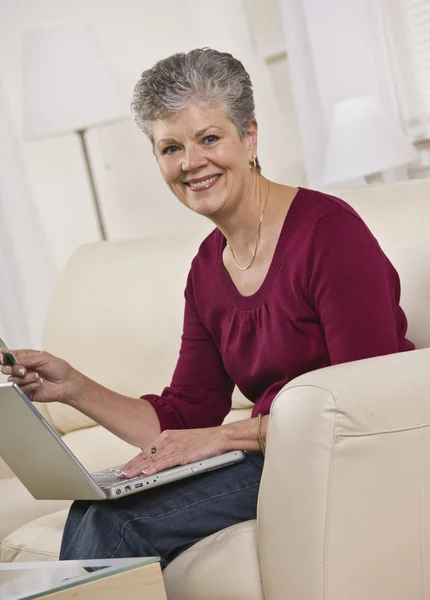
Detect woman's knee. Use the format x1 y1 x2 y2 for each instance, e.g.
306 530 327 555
60 501 127 560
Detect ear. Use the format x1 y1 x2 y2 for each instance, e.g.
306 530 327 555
244 119 258 157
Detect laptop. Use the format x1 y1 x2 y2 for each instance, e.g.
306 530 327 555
0 382 246 500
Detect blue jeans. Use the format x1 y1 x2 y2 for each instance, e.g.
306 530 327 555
60 452 264 568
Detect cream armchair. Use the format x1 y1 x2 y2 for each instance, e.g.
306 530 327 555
1 178 430 600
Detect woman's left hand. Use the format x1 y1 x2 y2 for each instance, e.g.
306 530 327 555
118 427 226 479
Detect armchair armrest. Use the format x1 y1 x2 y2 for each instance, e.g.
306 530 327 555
258 348 430 600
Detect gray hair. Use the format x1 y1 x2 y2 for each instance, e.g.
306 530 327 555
131 47 257 143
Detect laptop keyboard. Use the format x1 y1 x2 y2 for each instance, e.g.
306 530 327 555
92 471 120 485
91 467 140 487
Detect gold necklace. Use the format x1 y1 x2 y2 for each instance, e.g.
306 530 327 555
226 181 271 271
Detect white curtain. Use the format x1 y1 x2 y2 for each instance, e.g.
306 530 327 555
276 0 402 187
380 0 430 141
0 81 57 350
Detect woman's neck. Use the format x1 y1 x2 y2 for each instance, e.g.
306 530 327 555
214 175 271 257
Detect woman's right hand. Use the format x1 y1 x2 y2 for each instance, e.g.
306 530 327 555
0 349 74 403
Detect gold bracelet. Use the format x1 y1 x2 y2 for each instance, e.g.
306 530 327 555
257 413 266 456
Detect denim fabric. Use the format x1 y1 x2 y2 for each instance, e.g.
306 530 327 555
60 452 264 568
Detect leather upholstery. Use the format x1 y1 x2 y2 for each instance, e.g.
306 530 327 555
259 347 430 600
163 521 262 600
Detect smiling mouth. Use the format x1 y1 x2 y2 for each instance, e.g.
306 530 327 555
185 174 222 191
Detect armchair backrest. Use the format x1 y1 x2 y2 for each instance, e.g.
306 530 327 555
339 178 430 350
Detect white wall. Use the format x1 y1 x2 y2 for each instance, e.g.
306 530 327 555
0 0 302 274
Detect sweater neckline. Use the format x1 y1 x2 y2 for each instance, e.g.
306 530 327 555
216 186 304 310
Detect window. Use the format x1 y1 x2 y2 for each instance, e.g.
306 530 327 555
380 0 430 141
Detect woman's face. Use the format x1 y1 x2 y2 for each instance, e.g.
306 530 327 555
151 104 257 218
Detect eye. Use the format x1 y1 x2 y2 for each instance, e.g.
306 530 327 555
162 145 180 155
203 135 219 145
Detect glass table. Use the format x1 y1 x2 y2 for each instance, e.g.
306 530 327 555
0 557 165 600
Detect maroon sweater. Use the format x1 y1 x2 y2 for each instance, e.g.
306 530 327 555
143 187 415 431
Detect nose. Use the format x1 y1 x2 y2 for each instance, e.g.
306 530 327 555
181 146 207 172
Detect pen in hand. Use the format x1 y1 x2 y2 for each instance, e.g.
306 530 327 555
0 338 19 366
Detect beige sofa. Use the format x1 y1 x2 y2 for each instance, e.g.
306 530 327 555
1 178 430 600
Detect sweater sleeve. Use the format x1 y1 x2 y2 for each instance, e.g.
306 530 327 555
306 208 409 365
141 271 234 431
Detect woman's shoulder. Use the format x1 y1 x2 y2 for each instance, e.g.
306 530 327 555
196 227 220 256
189 227 221 273
278 185 371 259
294 187 382 258
295 186 362 223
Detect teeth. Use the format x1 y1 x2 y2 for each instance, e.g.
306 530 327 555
189 175 219 189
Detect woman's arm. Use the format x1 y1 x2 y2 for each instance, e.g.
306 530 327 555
64 371 162 447
221 414 268 453
307 208 413 363
140 272 235 431
1 349 162 449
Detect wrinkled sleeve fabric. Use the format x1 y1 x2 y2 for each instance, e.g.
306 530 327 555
306 208 412 365
141 272 234 431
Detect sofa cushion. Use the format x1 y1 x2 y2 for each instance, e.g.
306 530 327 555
0 457 13 479
42 231 211 435
231 389 254 411
60 425 138 473
222 407 253 424
0 477 69 544
0 509 68 562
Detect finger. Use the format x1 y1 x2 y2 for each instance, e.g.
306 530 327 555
20 381 44 395
121 442 167 477
8 365 27 377
117 452 146 478
0 366 12 375
119 456 157 478
139 454 181 476
123 450 146 470
11 349 47 369
8 372 41 386
122 452 181 478
119 460 151 478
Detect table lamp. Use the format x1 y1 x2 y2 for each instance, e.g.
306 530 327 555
22 21 129 240
322 95 418 187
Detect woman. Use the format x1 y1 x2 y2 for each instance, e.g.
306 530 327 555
1 48 414 566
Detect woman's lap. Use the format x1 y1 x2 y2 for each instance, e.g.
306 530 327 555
60 451 264 568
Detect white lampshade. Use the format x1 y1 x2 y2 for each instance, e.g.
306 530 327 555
22 22 128 138
322 95 418 186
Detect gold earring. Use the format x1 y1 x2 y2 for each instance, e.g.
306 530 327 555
249 155 257 170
